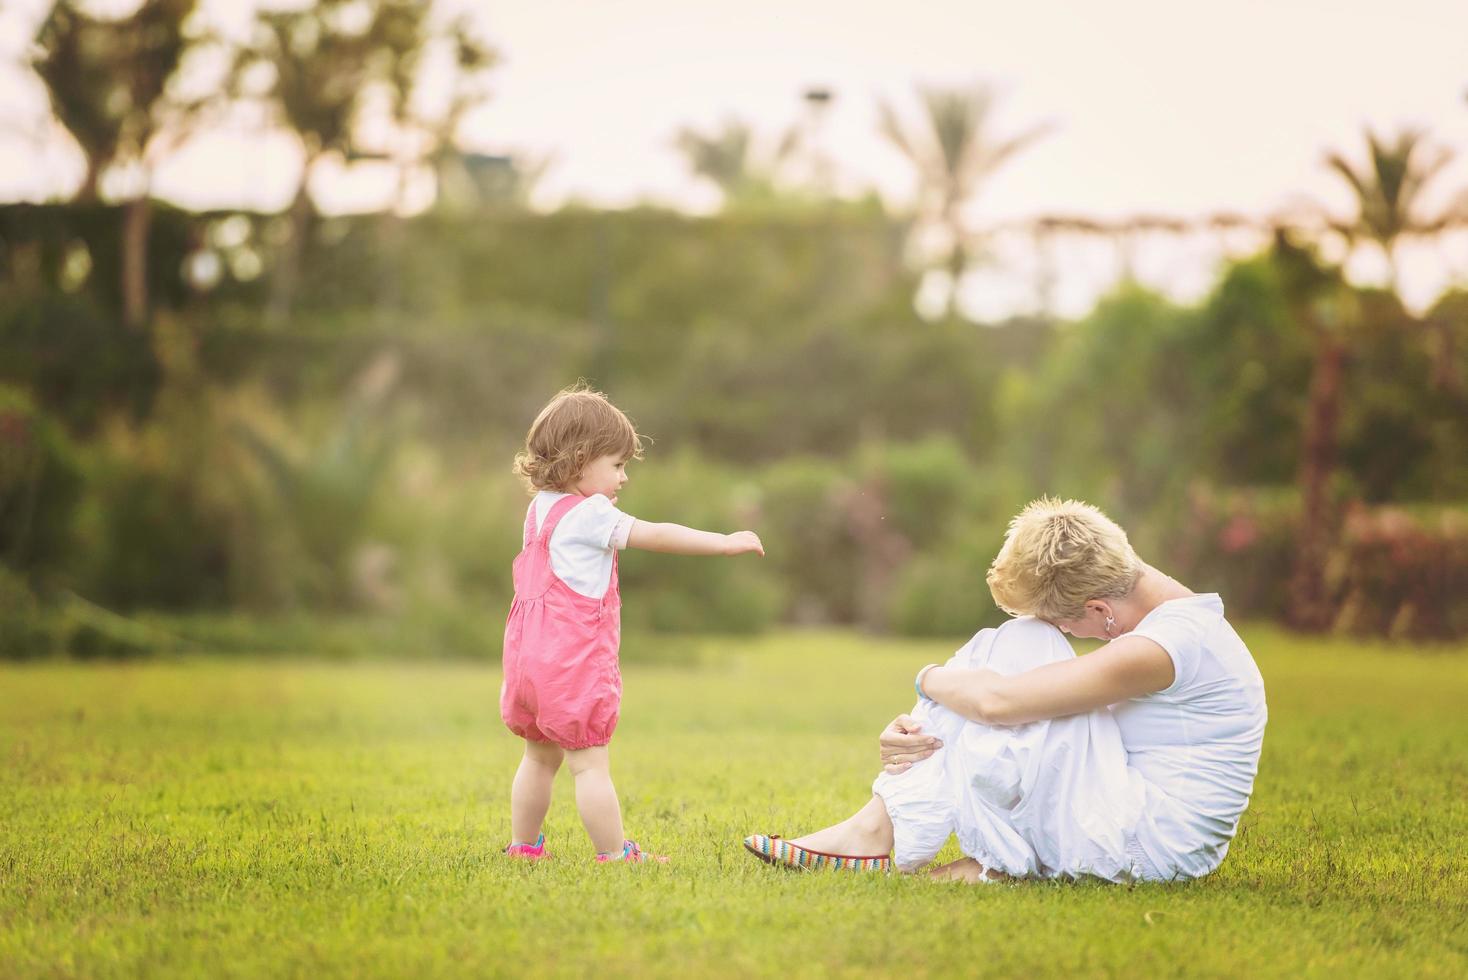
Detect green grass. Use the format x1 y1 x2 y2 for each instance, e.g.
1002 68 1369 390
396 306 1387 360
2 627 1466 978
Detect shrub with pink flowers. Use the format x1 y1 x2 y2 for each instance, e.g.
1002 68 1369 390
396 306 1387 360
1331 505 1468 640
1165 485 1468 641
1161 484 1301 624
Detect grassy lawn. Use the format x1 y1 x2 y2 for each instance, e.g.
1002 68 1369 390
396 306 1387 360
2 627 1466 977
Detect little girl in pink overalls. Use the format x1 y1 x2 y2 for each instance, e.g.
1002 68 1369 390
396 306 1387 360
501 385 764 863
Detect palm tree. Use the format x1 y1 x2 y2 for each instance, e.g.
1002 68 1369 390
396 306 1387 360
244 0 399 323
1325 127 1458 388
33 0 197 329
675 119 802 208
1324 128 1453 291
239 0 493 322
878 84 1049 318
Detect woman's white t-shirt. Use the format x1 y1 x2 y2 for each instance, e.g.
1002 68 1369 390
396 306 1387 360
532 492 636 599
1116 593 1267 879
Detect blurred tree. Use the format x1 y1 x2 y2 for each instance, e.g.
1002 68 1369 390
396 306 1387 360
994 284 1191 515
234 0 495 321
233 354 401 608
1270 232 1362 631
377 8 497 205
1324 128 1454 292
1325 128 1462 390
434 152 550 212
675 118 799 207
878 84 1049 318
1424 289 1468 411
32 0 201 329
1186 255 1313 488
1339 291 1451 502
0 385 84 591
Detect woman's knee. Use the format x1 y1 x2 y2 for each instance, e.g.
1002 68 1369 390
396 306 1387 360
988 616 1075 671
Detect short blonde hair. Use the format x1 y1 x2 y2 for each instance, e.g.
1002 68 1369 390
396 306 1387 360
986 497 1142 621
512 384 644 493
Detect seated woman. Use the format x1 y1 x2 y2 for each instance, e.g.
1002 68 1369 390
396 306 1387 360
743 497 1267 882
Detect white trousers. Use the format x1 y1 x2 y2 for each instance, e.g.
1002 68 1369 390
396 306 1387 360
872 618 1156 881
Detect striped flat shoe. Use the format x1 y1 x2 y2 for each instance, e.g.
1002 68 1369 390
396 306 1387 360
743 834 891 872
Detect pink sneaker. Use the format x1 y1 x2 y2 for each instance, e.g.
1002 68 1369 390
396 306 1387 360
504 834 549 860
595 839 668 864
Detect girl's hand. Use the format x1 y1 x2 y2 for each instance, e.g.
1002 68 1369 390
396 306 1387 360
880 714 941 774
723 531 765 557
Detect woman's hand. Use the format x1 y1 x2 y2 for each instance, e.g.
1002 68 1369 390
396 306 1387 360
880 714 942 774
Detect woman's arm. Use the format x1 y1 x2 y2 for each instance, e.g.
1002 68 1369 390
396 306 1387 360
626 521 764 557
920 634 1176 725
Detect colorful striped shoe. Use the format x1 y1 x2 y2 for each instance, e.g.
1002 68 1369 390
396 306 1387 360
743 834 891 872
504 834 548 860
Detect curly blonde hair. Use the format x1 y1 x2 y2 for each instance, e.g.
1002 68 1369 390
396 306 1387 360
986 497 1143 622
512 384 645 493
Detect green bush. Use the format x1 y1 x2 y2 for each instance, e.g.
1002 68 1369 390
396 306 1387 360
135 606 508 660
858 436 973 550
754 455 862 624
615 452 781 634
1160 484 1300 622
234 403 398 609
375 460 525 636
0 565 53 658
0 294 159 433
73 387 260 612
0 570 171 660
0 385 84 589
81 456 234 610
888 520 1009 637
1162 488 1468 640
1332 505 1468 640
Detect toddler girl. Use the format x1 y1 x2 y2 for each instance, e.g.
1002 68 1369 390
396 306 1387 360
501 385 764 863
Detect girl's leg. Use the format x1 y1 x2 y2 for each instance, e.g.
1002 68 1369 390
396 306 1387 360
510 739 565 844
789 795 895 857
564 745 624 854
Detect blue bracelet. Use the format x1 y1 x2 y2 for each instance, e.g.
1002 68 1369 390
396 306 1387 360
914 664 939 701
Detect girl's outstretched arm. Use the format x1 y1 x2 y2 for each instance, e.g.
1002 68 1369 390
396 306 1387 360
626 522 764 557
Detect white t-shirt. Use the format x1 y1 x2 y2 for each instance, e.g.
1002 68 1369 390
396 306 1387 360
1114 593 1268 879
532 492 636 599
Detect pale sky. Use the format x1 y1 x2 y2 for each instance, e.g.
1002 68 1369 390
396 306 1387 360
3 0 1467 315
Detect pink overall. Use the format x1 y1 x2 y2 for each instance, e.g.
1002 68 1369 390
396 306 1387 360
500 495 623 750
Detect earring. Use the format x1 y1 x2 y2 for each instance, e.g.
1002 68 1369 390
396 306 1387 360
1104 615 1116 637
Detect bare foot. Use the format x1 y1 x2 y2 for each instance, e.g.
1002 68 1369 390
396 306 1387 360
929 857 1008 883
788 797 894 856
787 829 847 852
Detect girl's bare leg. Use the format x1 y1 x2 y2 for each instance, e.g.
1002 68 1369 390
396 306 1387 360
565 745 625 854
510 739 564 844
789 795 895 856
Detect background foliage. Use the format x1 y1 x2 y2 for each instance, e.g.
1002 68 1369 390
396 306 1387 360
5 202 1467 656
3 1 1467 657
